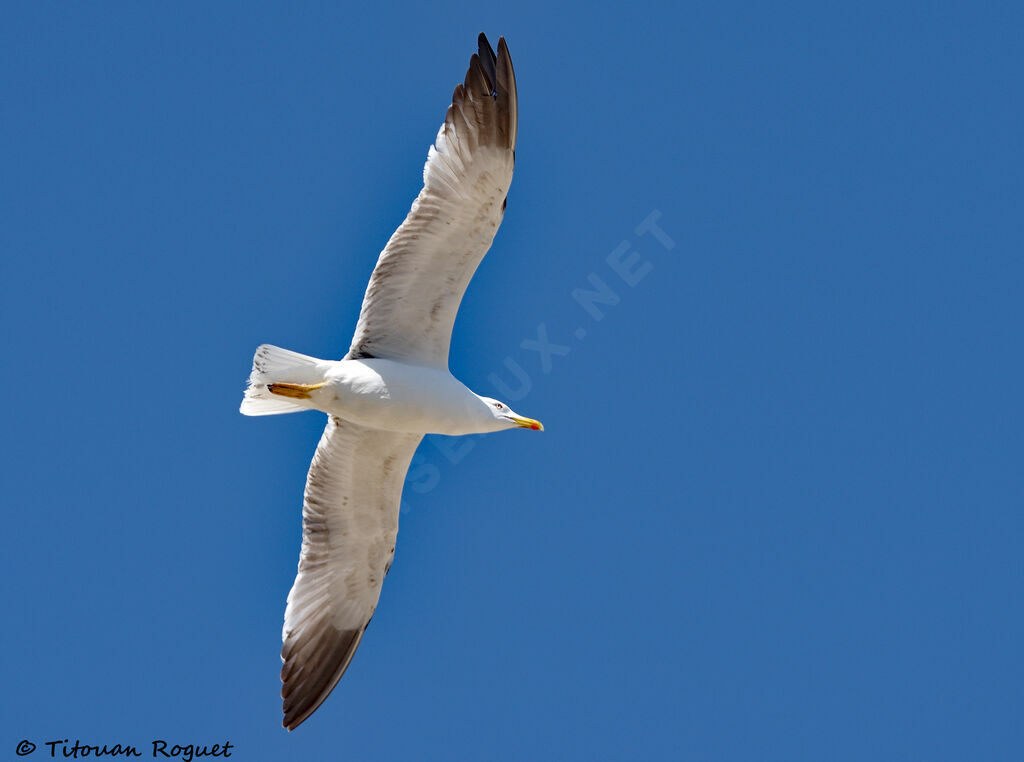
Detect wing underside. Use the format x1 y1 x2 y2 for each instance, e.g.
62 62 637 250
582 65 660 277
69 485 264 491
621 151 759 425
280 416 422 730
279 32 519 731
346 34 518 367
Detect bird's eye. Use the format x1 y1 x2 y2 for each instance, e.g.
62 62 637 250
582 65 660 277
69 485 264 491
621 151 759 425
493 402 503 410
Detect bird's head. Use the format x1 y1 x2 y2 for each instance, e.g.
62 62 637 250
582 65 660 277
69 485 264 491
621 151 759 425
475 396 544 432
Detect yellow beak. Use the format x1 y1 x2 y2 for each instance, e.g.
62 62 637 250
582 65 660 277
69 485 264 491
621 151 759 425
511 416 544 431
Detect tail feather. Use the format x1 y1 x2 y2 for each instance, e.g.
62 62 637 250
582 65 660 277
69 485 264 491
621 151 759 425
240 395 309 416
240 344 325 416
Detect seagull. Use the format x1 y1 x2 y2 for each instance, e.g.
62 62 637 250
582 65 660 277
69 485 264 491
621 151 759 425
240 34 541 731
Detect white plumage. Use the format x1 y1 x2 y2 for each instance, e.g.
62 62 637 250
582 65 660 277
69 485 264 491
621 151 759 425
240 34 542 731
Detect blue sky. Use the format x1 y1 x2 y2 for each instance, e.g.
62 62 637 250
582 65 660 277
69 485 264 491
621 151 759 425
3 1 1022 759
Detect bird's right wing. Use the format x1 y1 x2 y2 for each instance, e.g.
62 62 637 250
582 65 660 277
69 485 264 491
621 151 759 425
345 34 517 368
280 416 422 730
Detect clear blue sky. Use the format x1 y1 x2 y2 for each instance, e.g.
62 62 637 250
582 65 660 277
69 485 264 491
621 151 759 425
3 2 1022 759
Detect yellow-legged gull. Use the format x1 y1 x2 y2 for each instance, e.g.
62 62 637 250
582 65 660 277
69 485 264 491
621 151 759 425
240 33 541 731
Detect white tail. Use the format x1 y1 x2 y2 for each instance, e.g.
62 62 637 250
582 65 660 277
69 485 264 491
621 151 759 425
240 344 325 416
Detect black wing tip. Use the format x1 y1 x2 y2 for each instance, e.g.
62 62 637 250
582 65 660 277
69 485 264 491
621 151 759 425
461 33 516 150
465 52 490 93
478 32 497 63
477 33 511 67
280 625 365 731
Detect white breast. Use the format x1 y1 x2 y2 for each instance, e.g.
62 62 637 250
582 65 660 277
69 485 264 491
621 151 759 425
317 359 480 435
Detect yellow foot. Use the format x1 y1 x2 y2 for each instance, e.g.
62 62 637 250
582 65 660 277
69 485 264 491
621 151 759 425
266 382 326 400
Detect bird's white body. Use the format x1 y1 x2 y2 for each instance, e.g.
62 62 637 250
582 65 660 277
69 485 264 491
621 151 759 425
321 359 493 435
255 355 510 435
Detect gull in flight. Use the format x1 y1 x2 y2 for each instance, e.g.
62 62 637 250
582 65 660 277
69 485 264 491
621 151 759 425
240 33 541 730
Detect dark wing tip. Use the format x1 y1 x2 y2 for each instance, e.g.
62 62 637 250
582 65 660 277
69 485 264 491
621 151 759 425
456 33 517 151
478 32 495 57
280 624 365 731
496 36 512 63
478 33 497 86
495 36 518 150
465 52 492 96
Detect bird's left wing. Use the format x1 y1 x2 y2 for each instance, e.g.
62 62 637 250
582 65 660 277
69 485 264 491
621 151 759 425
280 416 422 730
345 34 517 368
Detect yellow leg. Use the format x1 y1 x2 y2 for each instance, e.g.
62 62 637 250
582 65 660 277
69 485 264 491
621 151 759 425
266 382 326 400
